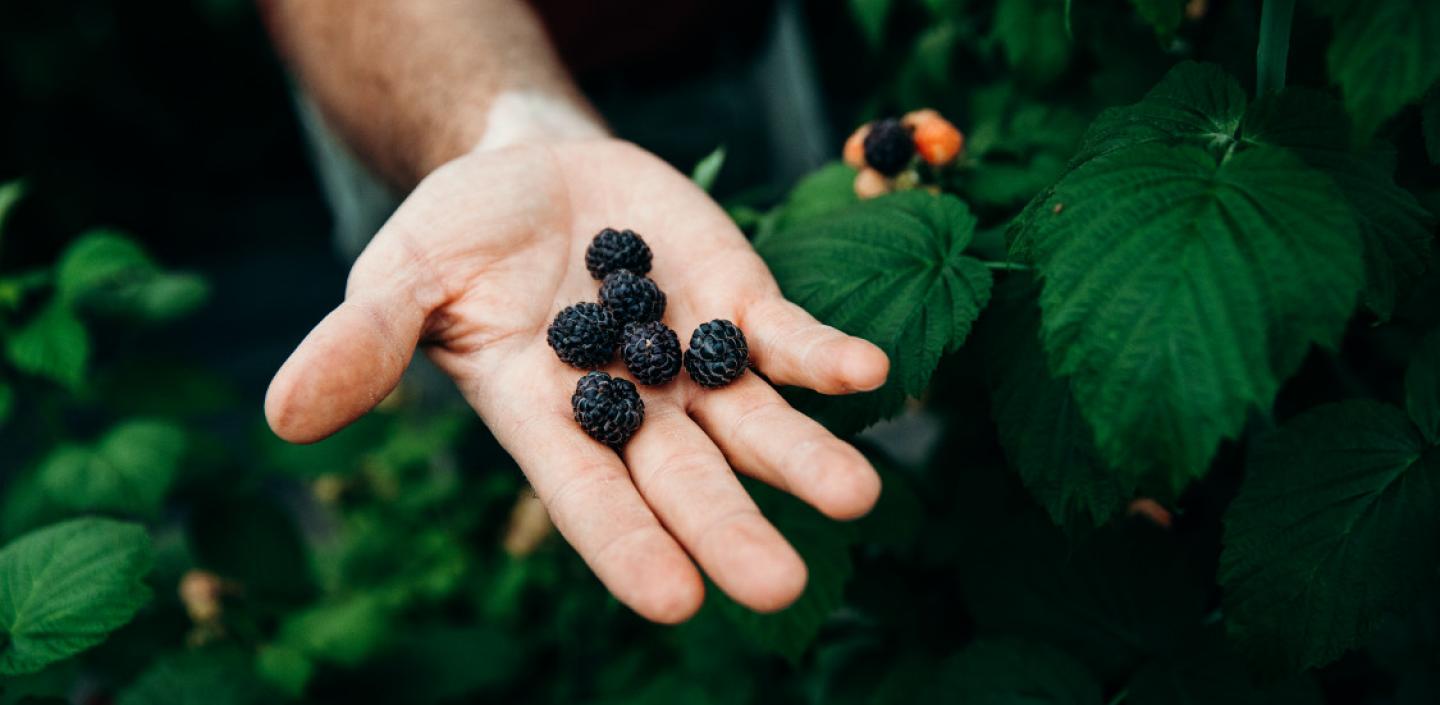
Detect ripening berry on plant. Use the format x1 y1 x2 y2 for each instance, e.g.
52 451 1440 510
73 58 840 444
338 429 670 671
862 118 915 176
854 168 892 199
843 123 871 169
903 109 963 166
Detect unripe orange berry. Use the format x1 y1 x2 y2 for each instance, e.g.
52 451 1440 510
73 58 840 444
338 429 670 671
854 168 892 199
903 109 963 166
843 123 871 169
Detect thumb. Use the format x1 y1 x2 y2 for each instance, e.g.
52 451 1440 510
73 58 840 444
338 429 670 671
265 291 428 443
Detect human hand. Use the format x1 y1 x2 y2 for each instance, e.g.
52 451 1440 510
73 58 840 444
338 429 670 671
266 138 890 623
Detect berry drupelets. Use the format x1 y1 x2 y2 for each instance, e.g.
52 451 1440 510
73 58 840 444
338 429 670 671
862 118 915 176
600 269 666 324
586 227 652 279
547 302 619 369
621 321 682 386
572 371 645 447
684 319 749 388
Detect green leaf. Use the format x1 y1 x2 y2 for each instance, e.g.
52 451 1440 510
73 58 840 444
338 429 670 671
989 0 1072 85
255 644 313 699
5 301 88 391
690 146 726 193
1128 631 1324 705
771 162 858 232
0 518 154 675
1242 88 1436 318
1322 0 1440 139
56 230 208 323
937 638 1103 704
1010 62 1248 258
278 593 393 667
978 275 1134 528
961 516 1207 679
1219 400 1440 671
35 420 186 518
1072 61 1247 167
117 648 276 705
716 484 854 662
757 192 992 434
1407 329 1440 443
1128 0 1184 36
849 0 893 48
1023 142 1362 485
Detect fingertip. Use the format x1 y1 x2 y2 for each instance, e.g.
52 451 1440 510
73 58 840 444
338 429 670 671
812 449 883 521
604 529 706 624
712 517 809 613
841 338 889 393
263 372 318 444
638 568 706 625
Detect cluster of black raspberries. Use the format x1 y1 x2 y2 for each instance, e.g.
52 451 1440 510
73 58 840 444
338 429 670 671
548 228 750 448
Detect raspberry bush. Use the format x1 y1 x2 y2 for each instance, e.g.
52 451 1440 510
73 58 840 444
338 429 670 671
2 0 1439 703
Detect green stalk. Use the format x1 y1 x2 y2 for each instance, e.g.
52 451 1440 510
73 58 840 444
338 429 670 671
1256 0 1295 95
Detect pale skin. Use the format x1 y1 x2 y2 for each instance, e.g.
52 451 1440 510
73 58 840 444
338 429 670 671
261 0 890 623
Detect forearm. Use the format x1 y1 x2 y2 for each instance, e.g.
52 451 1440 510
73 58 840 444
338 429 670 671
260 0 606 189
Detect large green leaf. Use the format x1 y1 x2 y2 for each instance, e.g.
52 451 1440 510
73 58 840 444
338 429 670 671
960 515 1207 679
716 483 854 663
35 420 186 518
989 0 1071 85
1242 89 1436 318
757 192 992 433
937 638 1103 704
1128 631 1324 705
4 301 88 391
1322 0 1440 139
770 162 858 233
1220 400 1440 671
1010 62 1248 259
1408 329 1440 443
0 518 154 675
978 276 1133 528
56 230 208 323
1023 142 1361 485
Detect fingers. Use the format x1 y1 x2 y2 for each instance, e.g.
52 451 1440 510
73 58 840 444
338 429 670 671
689 375 881 520
496 404 705 624
740 297 889 395
265 294 426 444
624 403 808 613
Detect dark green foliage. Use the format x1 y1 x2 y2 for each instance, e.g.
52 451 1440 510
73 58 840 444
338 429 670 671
2 0 1438 702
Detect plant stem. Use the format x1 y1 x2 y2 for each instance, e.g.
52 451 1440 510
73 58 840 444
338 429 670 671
1106 688 1129 705
982 261 1032 272
1256 0 1295 95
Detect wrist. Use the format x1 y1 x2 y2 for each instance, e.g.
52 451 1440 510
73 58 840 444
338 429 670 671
470 89 609 153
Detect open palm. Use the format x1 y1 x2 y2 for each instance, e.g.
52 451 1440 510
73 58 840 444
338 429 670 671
266 139 889 623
